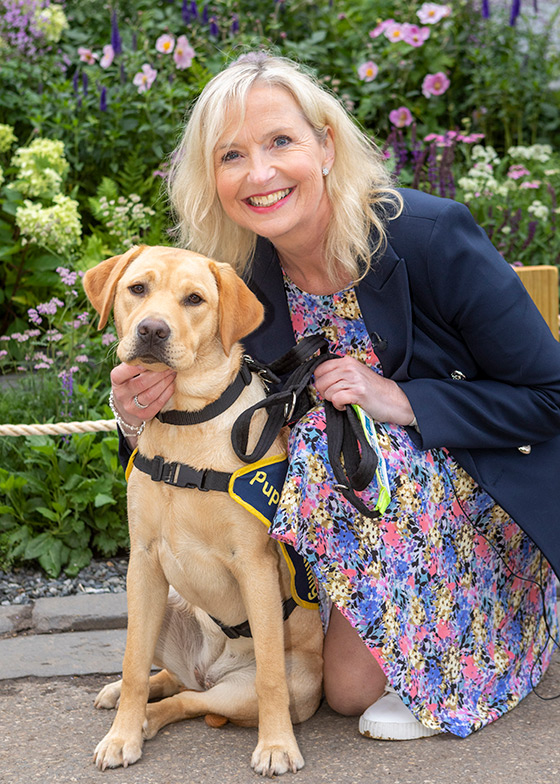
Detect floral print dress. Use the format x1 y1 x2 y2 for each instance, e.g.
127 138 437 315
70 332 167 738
270 275 558 738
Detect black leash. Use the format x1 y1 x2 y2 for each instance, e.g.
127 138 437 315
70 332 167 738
231 335 381 519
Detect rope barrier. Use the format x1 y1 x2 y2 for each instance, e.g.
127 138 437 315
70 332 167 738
0 419 117 436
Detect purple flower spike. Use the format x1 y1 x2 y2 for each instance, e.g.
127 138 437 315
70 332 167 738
182 0 191 23
209 16 219 36
509 0 521 26
202 4 209 24
190 1 199 20
111 9 122 55
100 86 107 112
482 0 490 19
231 14 239 34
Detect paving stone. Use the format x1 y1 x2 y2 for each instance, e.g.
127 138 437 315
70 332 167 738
32 592 127 633
0 629 126 679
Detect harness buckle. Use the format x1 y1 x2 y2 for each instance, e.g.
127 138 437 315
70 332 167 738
150 455 165 482
198 469 211 491
162 461 180 485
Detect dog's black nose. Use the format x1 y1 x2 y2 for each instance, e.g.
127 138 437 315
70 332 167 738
136 318 171 345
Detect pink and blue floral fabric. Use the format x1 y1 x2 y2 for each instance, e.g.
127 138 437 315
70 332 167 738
270 275 558 737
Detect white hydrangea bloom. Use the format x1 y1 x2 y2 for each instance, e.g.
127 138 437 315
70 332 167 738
11 138 69 199
0 124 16 154
34 4 69 43
16 194 82 252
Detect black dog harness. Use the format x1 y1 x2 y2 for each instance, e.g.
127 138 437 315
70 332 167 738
131 335 381 638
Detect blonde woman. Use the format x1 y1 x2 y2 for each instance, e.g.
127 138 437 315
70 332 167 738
111 53 560 741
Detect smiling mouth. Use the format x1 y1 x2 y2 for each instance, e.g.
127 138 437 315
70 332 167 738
245 188 293 208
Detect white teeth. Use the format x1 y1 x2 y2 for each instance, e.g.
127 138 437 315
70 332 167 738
247 188 291 207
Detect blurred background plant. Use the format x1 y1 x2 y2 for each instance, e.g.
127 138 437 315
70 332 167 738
0 0 558 575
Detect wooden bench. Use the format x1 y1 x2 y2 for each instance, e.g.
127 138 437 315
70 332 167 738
514 265 559 339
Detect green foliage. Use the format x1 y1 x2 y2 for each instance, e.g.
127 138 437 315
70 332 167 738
0 430 128 577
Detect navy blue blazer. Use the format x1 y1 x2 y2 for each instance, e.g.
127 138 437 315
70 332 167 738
242 189 560 579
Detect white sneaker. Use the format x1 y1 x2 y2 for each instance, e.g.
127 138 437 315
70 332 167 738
358 685 441 741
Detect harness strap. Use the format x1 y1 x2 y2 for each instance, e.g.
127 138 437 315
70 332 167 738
156 362 253 426
209 596 297 639
133 452 231 492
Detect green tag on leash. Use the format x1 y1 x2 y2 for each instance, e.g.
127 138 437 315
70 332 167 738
350 405 391 514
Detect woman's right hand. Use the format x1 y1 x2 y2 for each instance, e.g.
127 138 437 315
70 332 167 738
110 363 176 446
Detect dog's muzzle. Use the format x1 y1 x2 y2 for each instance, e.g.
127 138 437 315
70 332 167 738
131 317 171 363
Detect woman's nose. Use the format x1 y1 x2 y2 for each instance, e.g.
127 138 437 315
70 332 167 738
247 152 274 185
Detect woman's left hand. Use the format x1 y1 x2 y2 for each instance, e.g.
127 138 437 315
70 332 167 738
313 356 415 426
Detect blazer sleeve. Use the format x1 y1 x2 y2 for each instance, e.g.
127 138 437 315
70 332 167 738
396 199 560 450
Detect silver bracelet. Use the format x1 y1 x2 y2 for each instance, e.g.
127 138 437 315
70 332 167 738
108 390 146 437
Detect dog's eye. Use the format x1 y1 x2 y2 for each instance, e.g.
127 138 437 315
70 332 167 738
129 284 146 295
184 293 204 306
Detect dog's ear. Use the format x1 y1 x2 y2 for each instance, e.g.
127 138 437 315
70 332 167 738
209 261 264 355
83 245 146 329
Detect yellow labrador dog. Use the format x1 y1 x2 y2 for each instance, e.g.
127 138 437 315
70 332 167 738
83 245 323 776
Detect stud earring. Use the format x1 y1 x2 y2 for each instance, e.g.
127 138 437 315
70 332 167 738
322 167 329 177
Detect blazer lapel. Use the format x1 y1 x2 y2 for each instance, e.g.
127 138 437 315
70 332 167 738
355 242 413 381
243 239 296 365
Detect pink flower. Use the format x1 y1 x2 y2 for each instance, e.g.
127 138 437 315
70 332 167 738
78 47 98 65
100 44 115 68
402 23 430 47
358 61 379 82
422 71 450 98
174 35 195 69
389 106 414 128
133 64 157 93
457 133 485 144
156 34 175 54
369 19 395 39
519 180 541 189
507 164 531 180
417 3 451 24
384 22 406 43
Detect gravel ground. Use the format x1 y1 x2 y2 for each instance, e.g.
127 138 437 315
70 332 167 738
0 557 128 606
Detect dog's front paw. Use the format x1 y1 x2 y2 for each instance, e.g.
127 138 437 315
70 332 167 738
251 738 305 777
94 680 122 710
93 729 143 770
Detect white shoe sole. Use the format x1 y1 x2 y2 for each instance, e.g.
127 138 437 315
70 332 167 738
359 716 441 741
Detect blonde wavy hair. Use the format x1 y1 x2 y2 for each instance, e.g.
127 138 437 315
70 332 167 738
168 52 402 282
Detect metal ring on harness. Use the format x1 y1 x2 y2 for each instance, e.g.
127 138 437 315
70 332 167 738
283 391 297 423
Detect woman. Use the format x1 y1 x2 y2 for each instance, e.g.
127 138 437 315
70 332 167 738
110 52 560 741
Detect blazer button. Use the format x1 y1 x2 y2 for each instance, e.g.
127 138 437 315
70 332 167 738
450 370 466 380
518 445 532 455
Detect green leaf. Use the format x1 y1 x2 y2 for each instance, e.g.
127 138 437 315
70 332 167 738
35 506 59 522
94 493 116 508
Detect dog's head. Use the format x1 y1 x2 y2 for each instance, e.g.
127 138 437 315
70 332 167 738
83 245 264 371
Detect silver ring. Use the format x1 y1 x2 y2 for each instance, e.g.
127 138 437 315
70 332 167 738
133 395 149 410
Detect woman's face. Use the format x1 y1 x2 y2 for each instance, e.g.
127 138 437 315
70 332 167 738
213 84 335 256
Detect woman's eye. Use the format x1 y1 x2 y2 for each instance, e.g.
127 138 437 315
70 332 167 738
222 149 240 163
273 135 291 148
185 293 203 305
129 284 145 295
